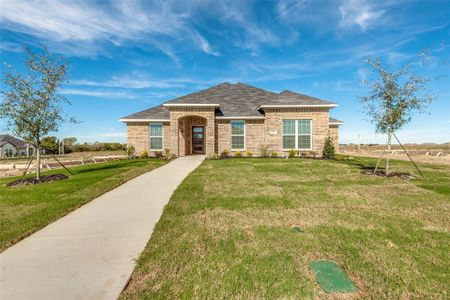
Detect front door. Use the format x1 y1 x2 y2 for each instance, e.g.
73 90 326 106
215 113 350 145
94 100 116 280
192 126 205 154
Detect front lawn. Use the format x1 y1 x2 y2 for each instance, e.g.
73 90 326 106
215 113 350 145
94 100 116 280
122 157 450 299
0 158 167 251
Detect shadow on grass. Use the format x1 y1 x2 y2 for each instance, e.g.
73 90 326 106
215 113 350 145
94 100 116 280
73 163 128 174
334 159 378 171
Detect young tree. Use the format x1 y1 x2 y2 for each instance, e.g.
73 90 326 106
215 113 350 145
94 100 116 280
360 56 436 174
0 48 76 180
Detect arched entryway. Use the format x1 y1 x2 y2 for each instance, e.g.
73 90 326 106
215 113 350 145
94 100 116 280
177 115 208 156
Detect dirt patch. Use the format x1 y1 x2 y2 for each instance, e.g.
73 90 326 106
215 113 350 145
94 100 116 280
6 174 69 187
360 170 415 180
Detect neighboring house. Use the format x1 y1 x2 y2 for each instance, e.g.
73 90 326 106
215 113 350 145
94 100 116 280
0 134 35 158
120 82 344 157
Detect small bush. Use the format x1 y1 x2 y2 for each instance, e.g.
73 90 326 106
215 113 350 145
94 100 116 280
246 150 253 157
126 146 136 158
323 136 336 159
234 151 243 158
259 144 270 158
221 149 231 158
271 151 278 158
154 151 164 159
288 149 297 158
163 149 176 160
207 152 219 160
140 150 149 158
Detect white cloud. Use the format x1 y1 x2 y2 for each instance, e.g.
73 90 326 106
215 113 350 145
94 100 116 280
0 42 22 53
339 0 385 31
61 89 139 99
0 0 218 60
195 33 220 56
211 2 279 53
61 87 182 101
313 80 357 92
70 73 184 89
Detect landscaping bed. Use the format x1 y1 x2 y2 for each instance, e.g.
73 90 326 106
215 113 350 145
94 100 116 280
6 174 69 187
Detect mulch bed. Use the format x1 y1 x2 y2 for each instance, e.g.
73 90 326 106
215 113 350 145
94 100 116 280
7 174 69 187
360 170 415 180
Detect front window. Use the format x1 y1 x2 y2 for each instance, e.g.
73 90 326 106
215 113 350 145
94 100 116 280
282 120 312 150
231 121 245 150
150 123 163 150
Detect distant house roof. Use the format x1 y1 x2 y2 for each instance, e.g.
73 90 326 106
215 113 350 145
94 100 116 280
0 134 27 148
121 82 340 121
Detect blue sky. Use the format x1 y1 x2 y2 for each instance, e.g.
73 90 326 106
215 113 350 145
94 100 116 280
1 0 449 144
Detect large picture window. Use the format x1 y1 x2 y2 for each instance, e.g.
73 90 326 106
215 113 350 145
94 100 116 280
282 120 312 150
231 120 245 150
149 123 163 150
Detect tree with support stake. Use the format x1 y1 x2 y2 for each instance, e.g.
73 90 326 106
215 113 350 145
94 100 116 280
360 51 439 176
0 47 77 181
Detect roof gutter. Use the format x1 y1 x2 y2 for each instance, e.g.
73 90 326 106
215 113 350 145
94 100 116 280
216 116 265 120
163 103 220 107
258 104 338 109
119 118 170 123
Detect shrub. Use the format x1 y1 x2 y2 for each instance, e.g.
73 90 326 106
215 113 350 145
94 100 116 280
271 151 278 158
154 151 164 159
288 149 297 158
323 136 336 159
221 149 231 158
140 150 148 158
207 152 219 160
163 149 176 160
126 146 136 158
246 150 253 158
259 144 270 158
234 151 243 158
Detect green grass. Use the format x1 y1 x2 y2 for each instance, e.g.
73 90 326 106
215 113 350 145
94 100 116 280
122 157 450 299
0 158 167 251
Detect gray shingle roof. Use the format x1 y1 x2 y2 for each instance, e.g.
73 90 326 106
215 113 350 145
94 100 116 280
121 82 338 120
0 134 27 148
329 117 344 124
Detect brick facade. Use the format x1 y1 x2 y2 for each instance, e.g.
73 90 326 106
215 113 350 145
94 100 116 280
264 107 330 155
126 108 339 157
216 119 265 155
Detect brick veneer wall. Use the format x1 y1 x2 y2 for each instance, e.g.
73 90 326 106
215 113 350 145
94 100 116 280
216 119 265 155
168 107 215 156
126 108 337 157
126 122 171 156
126 122 149 155
264 108 330 156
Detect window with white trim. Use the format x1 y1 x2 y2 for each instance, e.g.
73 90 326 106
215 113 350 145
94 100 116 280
282 120 312 150
231 120 245 150
149 123 163 150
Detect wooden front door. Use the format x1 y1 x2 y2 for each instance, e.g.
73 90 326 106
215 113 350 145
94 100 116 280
191 126 205 154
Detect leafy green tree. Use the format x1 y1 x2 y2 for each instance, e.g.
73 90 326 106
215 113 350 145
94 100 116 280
41 136 59 154
360 55 436 174
0 48 76 180
62 137 77 153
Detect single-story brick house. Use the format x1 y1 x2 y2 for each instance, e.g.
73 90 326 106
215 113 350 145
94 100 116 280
0 134 35 158
120 82 343 157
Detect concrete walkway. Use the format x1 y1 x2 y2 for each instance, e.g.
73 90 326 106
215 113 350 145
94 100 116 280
0 156 205 300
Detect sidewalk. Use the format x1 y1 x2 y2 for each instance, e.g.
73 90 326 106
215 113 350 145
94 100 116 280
0 156 205 300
